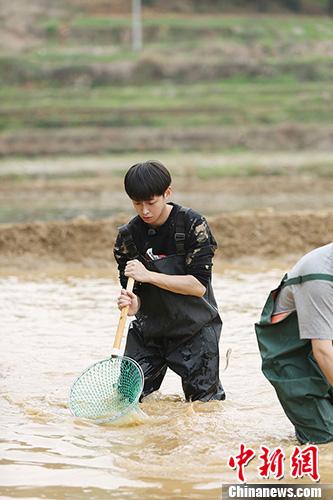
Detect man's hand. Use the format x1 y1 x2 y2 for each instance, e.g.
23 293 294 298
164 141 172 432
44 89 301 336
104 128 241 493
124 259 152 283
117 288 140 316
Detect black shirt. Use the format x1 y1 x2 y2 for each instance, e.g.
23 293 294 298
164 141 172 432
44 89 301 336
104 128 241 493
114 203 217 288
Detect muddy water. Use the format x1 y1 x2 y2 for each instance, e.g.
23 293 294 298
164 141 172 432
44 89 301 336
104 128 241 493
1 269 332 499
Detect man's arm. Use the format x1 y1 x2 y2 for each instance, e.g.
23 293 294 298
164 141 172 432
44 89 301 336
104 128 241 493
294 280 333 386
311 339 333 387
124 259 206 297
145 271 206 297
114 232 141 315
145 212 217 298
113 232 130 289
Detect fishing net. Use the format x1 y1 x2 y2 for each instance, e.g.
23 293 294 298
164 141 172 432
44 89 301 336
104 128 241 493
69 355 144 423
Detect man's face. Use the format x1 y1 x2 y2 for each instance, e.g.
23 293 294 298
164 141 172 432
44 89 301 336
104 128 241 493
132 188 171 227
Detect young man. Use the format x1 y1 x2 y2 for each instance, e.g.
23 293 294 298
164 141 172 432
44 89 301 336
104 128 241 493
114 160 225 402
255 242 333 443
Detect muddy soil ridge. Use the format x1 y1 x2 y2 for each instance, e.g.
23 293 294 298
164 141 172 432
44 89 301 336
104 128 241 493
0 210 332 271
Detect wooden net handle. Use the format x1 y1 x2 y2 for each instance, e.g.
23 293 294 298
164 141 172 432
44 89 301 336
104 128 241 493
112 277 134 353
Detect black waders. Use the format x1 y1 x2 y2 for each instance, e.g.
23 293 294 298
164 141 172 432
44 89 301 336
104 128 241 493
119 208 225 402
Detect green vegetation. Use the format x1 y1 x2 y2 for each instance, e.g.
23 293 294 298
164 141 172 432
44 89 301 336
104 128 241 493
0 13 332 155
0 80 332 131
1 152 332 182
195 162 333 179
41 15 333 44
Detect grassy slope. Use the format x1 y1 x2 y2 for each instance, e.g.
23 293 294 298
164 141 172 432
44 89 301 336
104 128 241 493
0 14 332 155
1 80 332 130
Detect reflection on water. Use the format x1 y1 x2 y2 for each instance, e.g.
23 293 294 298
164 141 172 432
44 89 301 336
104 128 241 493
1 270 332 499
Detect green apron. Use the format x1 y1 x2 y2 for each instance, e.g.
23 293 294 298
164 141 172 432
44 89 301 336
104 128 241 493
255 273 333 444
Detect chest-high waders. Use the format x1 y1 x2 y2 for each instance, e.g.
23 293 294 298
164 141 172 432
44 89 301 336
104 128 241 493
255 274 333 444
119 208 225 402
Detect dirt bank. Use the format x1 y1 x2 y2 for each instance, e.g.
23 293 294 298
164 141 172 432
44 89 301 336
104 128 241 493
0 210 332 272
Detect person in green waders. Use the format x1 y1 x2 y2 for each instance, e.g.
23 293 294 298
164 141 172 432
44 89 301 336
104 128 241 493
113 160 225 402
255 243 333 444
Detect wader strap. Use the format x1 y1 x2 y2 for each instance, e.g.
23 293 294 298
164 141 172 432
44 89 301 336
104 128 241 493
174 207 188 256
282 273 333 288
118 224 140 259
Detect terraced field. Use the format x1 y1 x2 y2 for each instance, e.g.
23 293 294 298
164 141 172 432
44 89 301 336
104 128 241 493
0 6 332 270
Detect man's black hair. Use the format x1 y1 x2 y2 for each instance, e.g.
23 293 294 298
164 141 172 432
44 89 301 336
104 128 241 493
124 160 172 201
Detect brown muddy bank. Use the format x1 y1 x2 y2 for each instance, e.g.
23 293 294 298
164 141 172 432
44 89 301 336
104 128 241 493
0 210 332 272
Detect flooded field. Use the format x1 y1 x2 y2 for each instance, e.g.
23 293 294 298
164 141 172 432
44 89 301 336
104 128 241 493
1 267 332 499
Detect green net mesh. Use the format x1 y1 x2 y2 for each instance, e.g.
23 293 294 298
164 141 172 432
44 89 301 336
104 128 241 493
69 356 144 423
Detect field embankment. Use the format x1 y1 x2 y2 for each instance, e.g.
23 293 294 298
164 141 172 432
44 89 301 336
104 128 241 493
0 210 332 273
